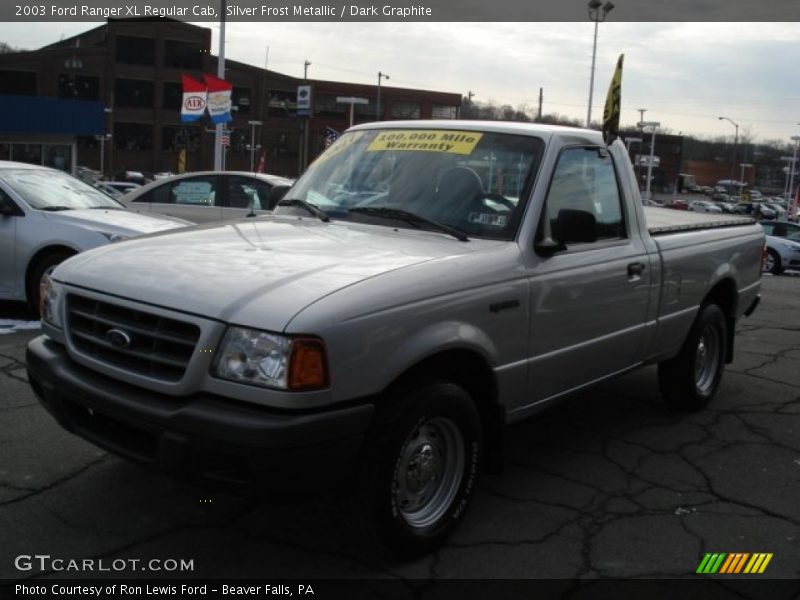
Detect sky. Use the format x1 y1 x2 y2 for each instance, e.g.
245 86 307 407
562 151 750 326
1 21 799 144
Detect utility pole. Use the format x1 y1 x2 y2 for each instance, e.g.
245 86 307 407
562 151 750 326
537 88 543 121
213 0 226 171
637 108 647 127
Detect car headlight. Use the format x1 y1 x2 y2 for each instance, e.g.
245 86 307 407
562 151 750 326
40 275 64 329
213 326 329 391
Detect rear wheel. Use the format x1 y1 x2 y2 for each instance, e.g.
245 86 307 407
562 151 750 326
356 380 482 557
658 303 728 411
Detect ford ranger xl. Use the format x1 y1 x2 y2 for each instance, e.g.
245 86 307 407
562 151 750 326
26 122 763 555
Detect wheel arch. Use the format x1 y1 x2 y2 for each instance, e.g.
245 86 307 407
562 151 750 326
384 348 503 470
25 244 77 302
701 277 737 363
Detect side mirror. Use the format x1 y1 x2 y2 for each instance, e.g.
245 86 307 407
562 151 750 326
268 185 291 210
534 209 596 257
556 209 597 244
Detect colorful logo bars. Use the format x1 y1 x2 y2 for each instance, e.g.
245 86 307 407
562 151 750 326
696 553 773 574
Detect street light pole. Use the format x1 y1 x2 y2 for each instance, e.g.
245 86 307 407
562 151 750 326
638 121 660 201
789 135 800 201
586 0 614 128
376 71 389 120
718 116 739 185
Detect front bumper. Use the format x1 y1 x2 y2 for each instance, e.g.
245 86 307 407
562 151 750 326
26 335 374 493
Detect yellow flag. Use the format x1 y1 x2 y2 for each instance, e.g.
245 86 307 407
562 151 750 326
602 54 624 144
178 149 186 174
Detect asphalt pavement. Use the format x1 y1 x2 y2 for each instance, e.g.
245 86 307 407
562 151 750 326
1 275 798 581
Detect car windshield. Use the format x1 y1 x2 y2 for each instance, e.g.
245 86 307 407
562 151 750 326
278 128 544 240
2 168 124 211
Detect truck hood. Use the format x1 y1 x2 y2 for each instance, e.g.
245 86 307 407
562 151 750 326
56 217 481 331
48 208 189 235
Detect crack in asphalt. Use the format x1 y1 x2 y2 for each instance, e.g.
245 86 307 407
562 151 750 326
0 455 110 507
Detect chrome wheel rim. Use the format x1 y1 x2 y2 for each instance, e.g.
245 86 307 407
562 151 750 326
694 325 721 395
394 417 464 529
764 254 775 272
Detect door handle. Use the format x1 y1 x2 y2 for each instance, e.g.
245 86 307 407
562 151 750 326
627 262 645 277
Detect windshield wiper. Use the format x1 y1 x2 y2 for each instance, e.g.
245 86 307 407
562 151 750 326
39 206 73 212
349 206 469 242
276 198 330 222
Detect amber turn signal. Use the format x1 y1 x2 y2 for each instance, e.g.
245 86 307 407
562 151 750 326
288 337 330 390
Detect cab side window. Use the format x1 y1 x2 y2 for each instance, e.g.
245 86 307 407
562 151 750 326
543 147 626 246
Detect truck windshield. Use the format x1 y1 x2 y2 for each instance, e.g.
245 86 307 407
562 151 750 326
2 168 124 211
280 128 544 240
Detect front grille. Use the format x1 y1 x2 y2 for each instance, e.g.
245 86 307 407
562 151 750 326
67 295 200 382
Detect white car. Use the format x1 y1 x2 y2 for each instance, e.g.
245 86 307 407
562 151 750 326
0 161 189 311
689 200 723 214
121 171 293 224
761 221 800 274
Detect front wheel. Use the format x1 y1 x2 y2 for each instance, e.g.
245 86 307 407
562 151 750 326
658 303 728 411
357 381 482 557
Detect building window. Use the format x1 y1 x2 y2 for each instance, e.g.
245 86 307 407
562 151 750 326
0 70 36 95
162 82 182 110
0 143 9 160
164 40 204 69
268 91 296 117
12 144 43 165
116 35 155 66
162 125 201 153
232 87 251 115
58 74 100 101
391 101 421 119
432 105 458 119
45 144 72 171
114 123 153 151
115 79 155 108
314 94 346 116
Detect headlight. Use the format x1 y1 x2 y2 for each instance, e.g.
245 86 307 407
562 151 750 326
213 327 329 391
40 275 64 328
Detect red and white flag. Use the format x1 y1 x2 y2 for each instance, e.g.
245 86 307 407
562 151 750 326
256 152 266 173
203 74 233 124
181 75 206 122
789 185 800 222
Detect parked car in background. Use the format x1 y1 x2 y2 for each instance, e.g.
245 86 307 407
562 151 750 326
716 201 737 214
665 197 689 210
689 200 723 214
121 171 294 224
764 203 786 220
0 161 190 312
761 222 800 274
94 181 141 198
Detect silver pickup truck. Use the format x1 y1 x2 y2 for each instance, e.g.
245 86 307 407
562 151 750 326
26 121 763 556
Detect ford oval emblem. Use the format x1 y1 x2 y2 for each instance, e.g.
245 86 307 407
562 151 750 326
105 328 132 348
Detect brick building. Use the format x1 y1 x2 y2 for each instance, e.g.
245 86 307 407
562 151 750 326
0 18 461 178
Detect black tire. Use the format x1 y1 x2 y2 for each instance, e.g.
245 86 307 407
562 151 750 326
658 303 728 411
764 248 782 275
27 251 73 315
356 380 482 557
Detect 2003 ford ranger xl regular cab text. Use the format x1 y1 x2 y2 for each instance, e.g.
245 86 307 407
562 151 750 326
27 122 763 555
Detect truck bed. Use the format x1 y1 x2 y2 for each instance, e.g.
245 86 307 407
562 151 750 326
644 206 755 235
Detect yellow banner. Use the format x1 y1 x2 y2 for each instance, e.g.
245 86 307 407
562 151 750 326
367 130 483 155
